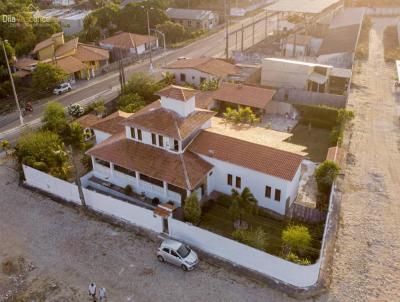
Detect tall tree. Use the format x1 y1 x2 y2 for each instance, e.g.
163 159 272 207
32 63 67 95
42 101 68 135
229 188 258 229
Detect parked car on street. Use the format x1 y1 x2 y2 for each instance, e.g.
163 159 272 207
157 239 198 271
53 83 72 95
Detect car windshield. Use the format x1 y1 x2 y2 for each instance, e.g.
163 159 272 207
177 244 191 258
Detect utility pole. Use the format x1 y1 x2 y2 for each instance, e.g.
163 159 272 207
1 39 23 126
225 0 229 60
152 28 167 67
265 9 268 38
241 23 244 52
252 17 255 46
142 4 154 72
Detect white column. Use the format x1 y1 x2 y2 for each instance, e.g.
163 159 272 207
110 163 114 177
135 171 140 189
91 156 96 171
163 181 168 198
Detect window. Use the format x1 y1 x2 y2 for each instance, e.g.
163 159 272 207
174 140 179 151
137 129 142 141
95 158 110 168
200 77 206 83
227 174 232 186
171 250 180 258
151 133 157 145
114 165 136 177
162 248 169 253
130 127 135 139
275 189 281 202
180 73 186 82
158 135 164 147
265 186 272 198
140 174 163 187
235 176 241 189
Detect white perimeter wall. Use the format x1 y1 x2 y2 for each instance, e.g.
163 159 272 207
200 154 300 215
23 165 163 233
168 218 320 288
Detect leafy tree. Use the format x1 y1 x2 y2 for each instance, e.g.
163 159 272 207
1 140 10 151
229 188 258 229
16 130 70 179
117 93 145 113
223 107 260 125
85 99 105 114
156 21 187 44
315 160 340 194
232 227 268 250
118 2 169 35
282 225 312 256
200 79 219 91
32 63 67 95
42 101 67 135
124 72 161 102
184 192 201 224
80 14 101 43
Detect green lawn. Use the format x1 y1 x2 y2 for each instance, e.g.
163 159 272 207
200 199 324 262
289 124 333 163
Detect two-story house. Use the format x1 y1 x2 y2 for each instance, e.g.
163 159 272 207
86 85 306 216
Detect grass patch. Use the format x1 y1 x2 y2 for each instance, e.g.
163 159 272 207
289 124 332 162
355 16 372 60
200 199 324 263
383 25 400 62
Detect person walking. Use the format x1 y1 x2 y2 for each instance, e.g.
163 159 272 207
99 287 107 301
88 282 97 301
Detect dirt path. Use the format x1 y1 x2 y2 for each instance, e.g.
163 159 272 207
322 18 400 302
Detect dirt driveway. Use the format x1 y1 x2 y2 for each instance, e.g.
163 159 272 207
320 17 400 302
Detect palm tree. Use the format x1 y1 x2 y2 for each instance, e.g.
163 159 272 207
229 187 258 230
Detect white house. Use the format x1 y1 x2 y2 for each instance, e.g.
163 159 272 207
164 58 240 87
99 32 159 58
166 8 219 30
86 85 307 216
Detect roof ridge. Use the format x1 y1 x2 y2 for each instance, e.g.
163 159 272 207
179 153 192 190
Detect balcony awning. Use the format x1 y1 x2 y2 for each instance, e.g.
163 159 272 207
308 72 328 85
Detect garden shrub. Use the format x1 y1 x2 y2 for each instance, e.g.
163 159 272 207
285 252 311 265
184 193 201 224
124 185 133 196
282 224 312 256
232 227 268 250
315 160 340 194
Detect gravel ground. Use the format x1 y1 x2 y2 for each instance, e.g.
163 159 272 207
321 18 400 302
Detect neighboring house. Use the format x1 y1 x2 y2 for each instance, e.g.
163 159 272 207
26 32 109 82
283 34 311 58
99 32 159 60
261 58 351 95
85 85 307 216
52 0 75 6
34 9 90 35
75 113 101 141
317 8 365 68
164 57 240 87
199 82 276 116
166 8 219 30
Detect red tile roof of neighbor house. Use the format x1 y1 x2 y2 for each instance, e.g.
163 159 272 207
55 37 78 57
53 56 87 74
189 131 304 181
211 83 276 109
74 44 109 62
14 58 38 70
156 85 199 102
100 32 157 49
75 113 101 129
165 58 240 78
86 133 213 190
123 101 216 140
91 111 133 134
195 90 215 109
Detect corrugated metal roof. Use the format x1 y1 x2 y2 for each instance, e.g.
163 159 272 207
266 0 341 14
166 8 214 20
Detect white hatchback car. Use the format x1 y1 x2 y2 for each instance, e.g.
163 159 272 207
157 239 198 271
53 82 72 95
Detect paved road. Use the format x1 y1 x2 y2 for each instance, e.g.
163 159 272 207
0 11 276 139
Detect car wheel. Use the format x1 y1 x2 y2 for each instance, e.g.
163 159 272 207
181 264 188 272
157 255 164 262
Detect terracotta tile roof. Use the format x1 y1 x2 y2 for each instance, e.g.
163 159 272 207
165 58 240 78
53 56 87 74
100 32 157 49
55 37 78 57
32 37 54 53
211 83 276 109
195 91 215 109
123 101 216 140
87 134 213 190
75 113 101 129
92 111 133 134
189 131 304 181
14 58 38 70
156 85 199 102
74 43 109 62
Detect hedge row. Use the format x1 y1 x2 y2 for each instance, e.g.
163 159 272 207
294 104 339 129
